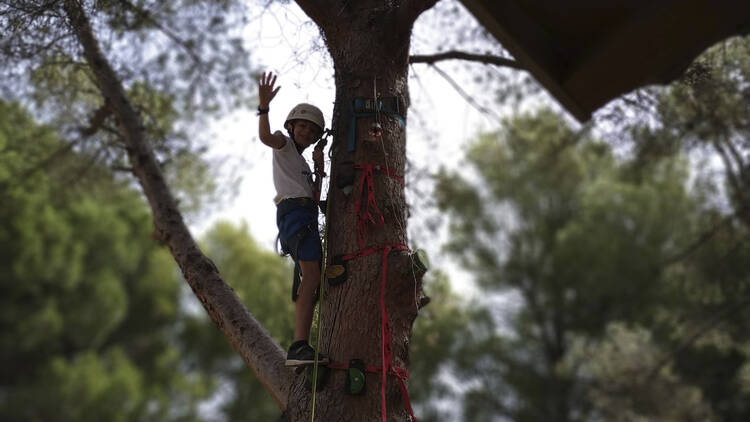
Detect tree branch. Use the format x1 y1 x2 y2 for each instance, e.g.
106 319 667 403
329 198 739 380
78 100 111 137
410 50 524 70
62 0 293 409
117 0 203 66
646 297 750 383
712 136 745 206
425 63 503 124
661 212 735 266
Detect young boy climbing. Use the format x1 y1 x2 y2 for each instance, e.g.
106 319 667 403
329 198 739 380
257 71 329 367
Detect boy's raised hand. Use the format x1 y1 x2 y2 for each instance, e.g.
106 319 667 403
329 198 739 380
258 72 280 108
257 71 285 149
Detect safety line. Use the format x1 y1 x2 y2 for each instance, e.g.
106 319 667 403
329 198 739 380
310 136 334 422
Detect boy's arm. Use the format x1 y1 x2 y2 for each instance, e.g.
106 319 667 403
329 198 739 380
258 113 285 149
257 72 286 149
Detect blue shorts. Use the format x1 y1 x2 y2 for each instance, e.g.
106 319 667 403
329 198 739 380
276 198 322 262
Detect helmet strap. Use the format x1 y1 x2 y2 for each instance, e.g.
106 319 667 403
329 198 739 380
286 121 308 155
285 121 296 141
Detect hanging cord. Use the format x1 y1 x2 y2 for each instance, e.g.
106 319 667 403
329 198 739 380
373 76 381 128
371 76 422 421
372 77 423 314
310 131 334 422
378 131 422 314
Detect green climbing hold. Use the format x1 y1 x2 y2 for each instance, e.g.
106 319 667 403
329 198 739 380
411 248 429 275
346 359 367 395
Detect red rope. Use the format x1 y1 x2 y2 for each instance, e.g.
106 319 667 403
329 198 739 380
337 243 417 422
328 162 415 421
380 245 393 420
353 164 404 249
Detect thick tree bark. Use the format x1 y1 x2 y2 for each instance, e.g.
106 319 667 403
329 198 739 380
62 0 294 408
285 1 436 420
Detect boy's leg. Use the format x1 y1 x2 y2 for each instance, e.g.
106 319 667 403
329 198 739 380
285 259 328 367
279 205 326 367
294 259 321 342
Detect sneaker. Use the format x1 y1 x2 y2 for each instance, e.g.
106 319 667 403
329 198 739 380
285 340 329 367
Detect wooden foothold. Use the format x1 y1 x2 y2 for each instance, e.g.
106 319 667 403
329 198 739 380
327 255 348 286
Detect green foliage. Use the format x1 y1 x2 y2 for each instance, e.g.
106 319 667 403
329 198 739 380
12 350 145 422
1 0 254 216
630 35 750 221
435 109 719 421
1 0 258 119
622 35 750 421
27 60 218 215
564 323 715 421
0 101 210 422
409 270 488 421
439 109 696 331
201 221 295 342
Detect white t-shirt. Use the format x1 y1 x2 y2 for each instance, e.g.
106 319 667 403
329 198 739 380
272 132 314 204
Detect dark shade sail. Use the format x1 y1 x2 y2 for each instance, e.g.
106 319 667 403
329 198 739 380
460 0 750 121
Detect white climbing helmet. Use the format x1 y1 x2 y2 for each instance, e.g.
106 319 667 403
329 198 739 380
285 103 325 132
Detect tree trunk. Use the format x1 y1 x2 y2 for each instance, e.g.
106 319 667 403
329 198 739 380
62 0 293 408
287 1 436 420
